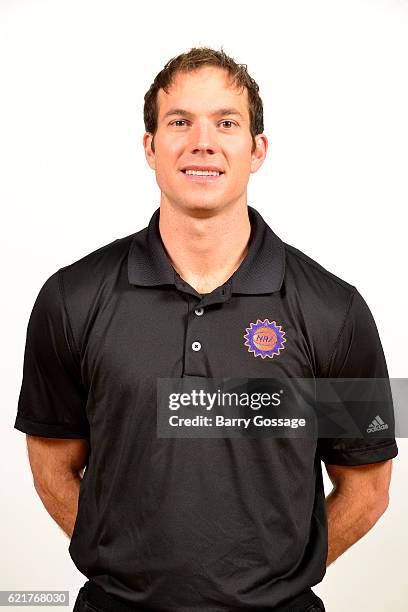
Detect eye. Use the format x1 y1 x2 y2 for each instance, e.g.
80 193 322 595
169 119 237 128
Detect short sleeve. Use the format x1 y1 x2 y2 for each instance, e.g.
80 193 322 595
14 270 90 438
317 289 398 465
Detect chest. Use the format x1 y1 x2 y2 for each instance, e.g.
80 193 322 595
81 289 317 392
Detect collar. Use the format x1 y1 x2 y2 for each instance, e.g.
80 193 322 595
127 205 285 296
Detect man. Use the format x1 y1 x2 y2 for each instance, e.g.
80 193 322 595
14 47 397 612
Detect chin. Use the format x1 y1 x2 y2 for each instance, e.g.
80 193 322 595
180 200 226 216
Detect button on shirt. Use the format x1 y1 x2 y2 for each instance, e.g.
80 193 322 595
14 205 398 611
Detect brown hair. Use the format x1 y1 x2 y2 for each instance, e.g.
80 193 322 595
143 46 264 153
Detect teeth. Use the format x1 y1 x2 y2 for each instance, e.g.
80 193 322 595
184 169 221 176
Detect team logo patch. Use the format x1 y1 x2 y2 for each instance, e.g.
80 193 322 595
243 319 286 359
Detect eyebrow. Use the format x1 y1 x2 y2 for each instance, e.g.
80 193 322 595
161 107 244 121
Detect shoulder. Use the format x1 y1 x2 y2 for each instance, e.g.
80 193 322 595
284 241 355 294
28 233 135 315
283 241 357 316
281 242 362 375
44 232 138 351
58 232 136 291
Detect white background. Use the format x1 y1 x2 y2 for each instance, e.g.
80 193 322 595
1 1 407 610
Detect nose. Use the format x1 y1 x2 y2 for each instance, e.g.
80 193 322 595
189 119 218 154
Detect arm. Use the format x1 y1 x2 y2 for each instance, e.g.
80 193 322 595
26 434 90 539
325 458 392 566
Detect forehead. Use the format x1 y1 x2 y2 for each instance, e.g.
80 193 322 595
157 66 249 120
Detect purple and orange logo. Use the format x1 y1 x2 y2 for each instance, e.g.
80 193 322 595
243 319 286 359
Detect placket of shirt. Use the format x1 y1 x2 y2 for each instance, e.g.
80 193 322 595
174 275 233 377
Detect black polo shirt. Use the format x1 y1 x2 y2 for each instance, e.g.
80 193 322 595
14 205 398 611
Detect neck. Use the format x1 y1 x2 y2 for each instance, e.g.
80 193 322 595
158 200 252 295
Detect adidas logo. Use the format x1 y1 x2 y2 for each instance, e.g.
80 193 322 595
367 415 389 433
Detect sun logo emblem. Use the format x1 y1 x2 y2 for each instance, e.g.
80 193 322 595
243 319 286 359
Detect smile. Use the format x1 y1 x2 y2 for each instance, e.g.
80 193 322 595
181 169 224 182
183 169 221 176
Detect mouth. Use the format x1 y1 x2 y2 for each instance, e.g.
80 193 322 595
180 169 225 183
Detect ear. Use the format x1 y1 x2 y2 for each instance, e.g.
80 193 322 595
250 134 268 174
143 132 156 171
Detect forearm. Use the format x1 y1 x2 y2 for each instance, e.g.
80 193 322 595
325 487 386 566
34 472 82 539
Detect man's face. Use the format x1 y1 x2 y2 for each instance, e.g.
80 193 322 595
144 66 267 215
